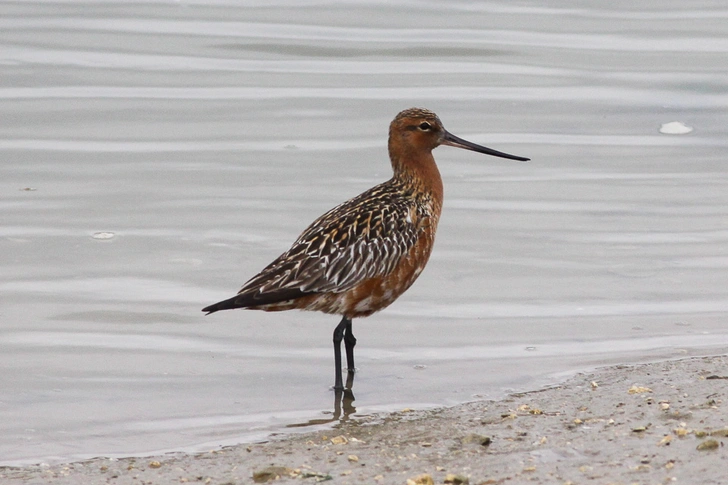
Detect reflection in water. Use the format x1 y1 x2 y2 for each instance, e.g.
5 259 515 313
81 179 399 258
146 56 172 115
287 373 356 428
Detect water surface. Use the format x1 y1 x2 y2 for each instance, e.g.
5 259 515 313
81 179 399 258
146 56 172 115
1 0 728 465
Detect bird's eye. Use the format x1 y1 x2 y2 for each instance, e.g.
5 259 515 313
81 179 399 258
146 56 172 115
418 122 432 131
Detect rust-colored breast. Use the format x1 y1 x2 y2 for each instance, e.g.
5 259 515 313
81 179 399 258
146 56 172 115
319 191 440 318
338 224 436 318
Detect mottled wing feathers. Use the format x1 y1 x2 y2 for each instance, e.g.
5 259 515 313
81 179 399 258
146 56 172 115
233 181 422 308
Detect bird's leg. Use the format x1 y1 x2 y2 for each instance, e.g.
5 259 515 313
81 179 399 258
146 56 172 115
332 316 349 390
343 318 356 373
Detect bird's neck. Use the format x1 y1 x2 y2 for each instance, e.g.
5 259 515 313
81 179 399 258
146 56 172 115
390 149 444 205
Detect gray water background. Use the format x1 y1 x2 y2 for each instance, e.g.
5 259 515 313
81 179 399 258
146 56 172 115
1 0 727 465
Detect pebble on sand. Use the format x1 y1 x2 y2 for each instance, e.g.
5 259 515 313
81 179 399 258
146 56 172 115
252 466 293 483
696 439 720 451
406 473 434 485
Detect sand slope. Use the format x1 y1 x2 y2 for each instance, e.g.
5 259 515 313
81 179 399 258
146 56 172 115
4 355 727 484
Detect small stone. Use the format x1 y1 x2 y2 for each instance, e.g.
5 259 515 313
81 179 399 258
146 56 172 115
444 473 469 484
632 426 648 433
148 461 161 469
660 402 670 410
461 434 491 447
406 474 434 485
252 466 293 483
709 428 728 437
300 471 331 480
330 435 348 445
674 427 690 437
590 381 599 389
628 385 652 394
347 455 358 462
697 439 719 451
658 435 672 446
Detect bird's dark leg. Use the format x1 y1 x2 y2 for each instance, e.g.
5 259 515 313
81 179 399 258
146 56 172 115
332 316 349 390
343 318 356 373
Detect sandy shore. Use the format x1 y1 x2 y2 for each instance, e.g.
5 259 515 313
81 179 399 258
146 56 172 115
3 355 727 485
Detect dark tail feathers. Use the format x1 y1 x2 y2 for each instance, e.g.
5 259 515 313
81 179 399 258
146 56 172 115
202 288 312 315
202 294 245 315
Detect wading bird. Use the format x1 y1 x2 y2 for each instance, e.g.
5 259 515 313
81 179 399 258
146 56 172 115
203 108 529 390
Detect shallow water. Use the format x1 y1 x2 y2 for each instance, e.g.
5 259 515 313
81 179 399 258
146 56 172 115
1 0 728 466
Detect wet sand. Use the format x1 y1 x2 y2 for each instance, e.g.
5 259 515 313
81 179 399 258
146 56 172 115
4 354 727 485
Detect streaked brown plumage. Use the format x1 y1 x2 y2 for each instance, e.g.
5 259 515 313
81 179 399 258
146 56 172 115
203 108 529 390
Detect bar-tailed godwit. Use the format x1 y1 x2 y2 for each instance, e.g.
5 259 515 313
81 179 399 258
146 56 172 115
203 108 529 390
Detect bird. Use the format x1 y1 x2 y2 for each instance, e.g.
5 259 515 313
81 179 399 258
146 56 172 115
202 107 529 390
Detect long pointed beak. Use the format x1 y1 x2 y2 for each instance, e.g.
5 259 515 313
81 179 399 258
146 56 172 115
442 131 529 162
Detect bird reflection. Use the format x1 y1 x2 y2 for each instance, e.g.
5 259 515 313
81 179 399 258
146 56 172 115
287 372 356 428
